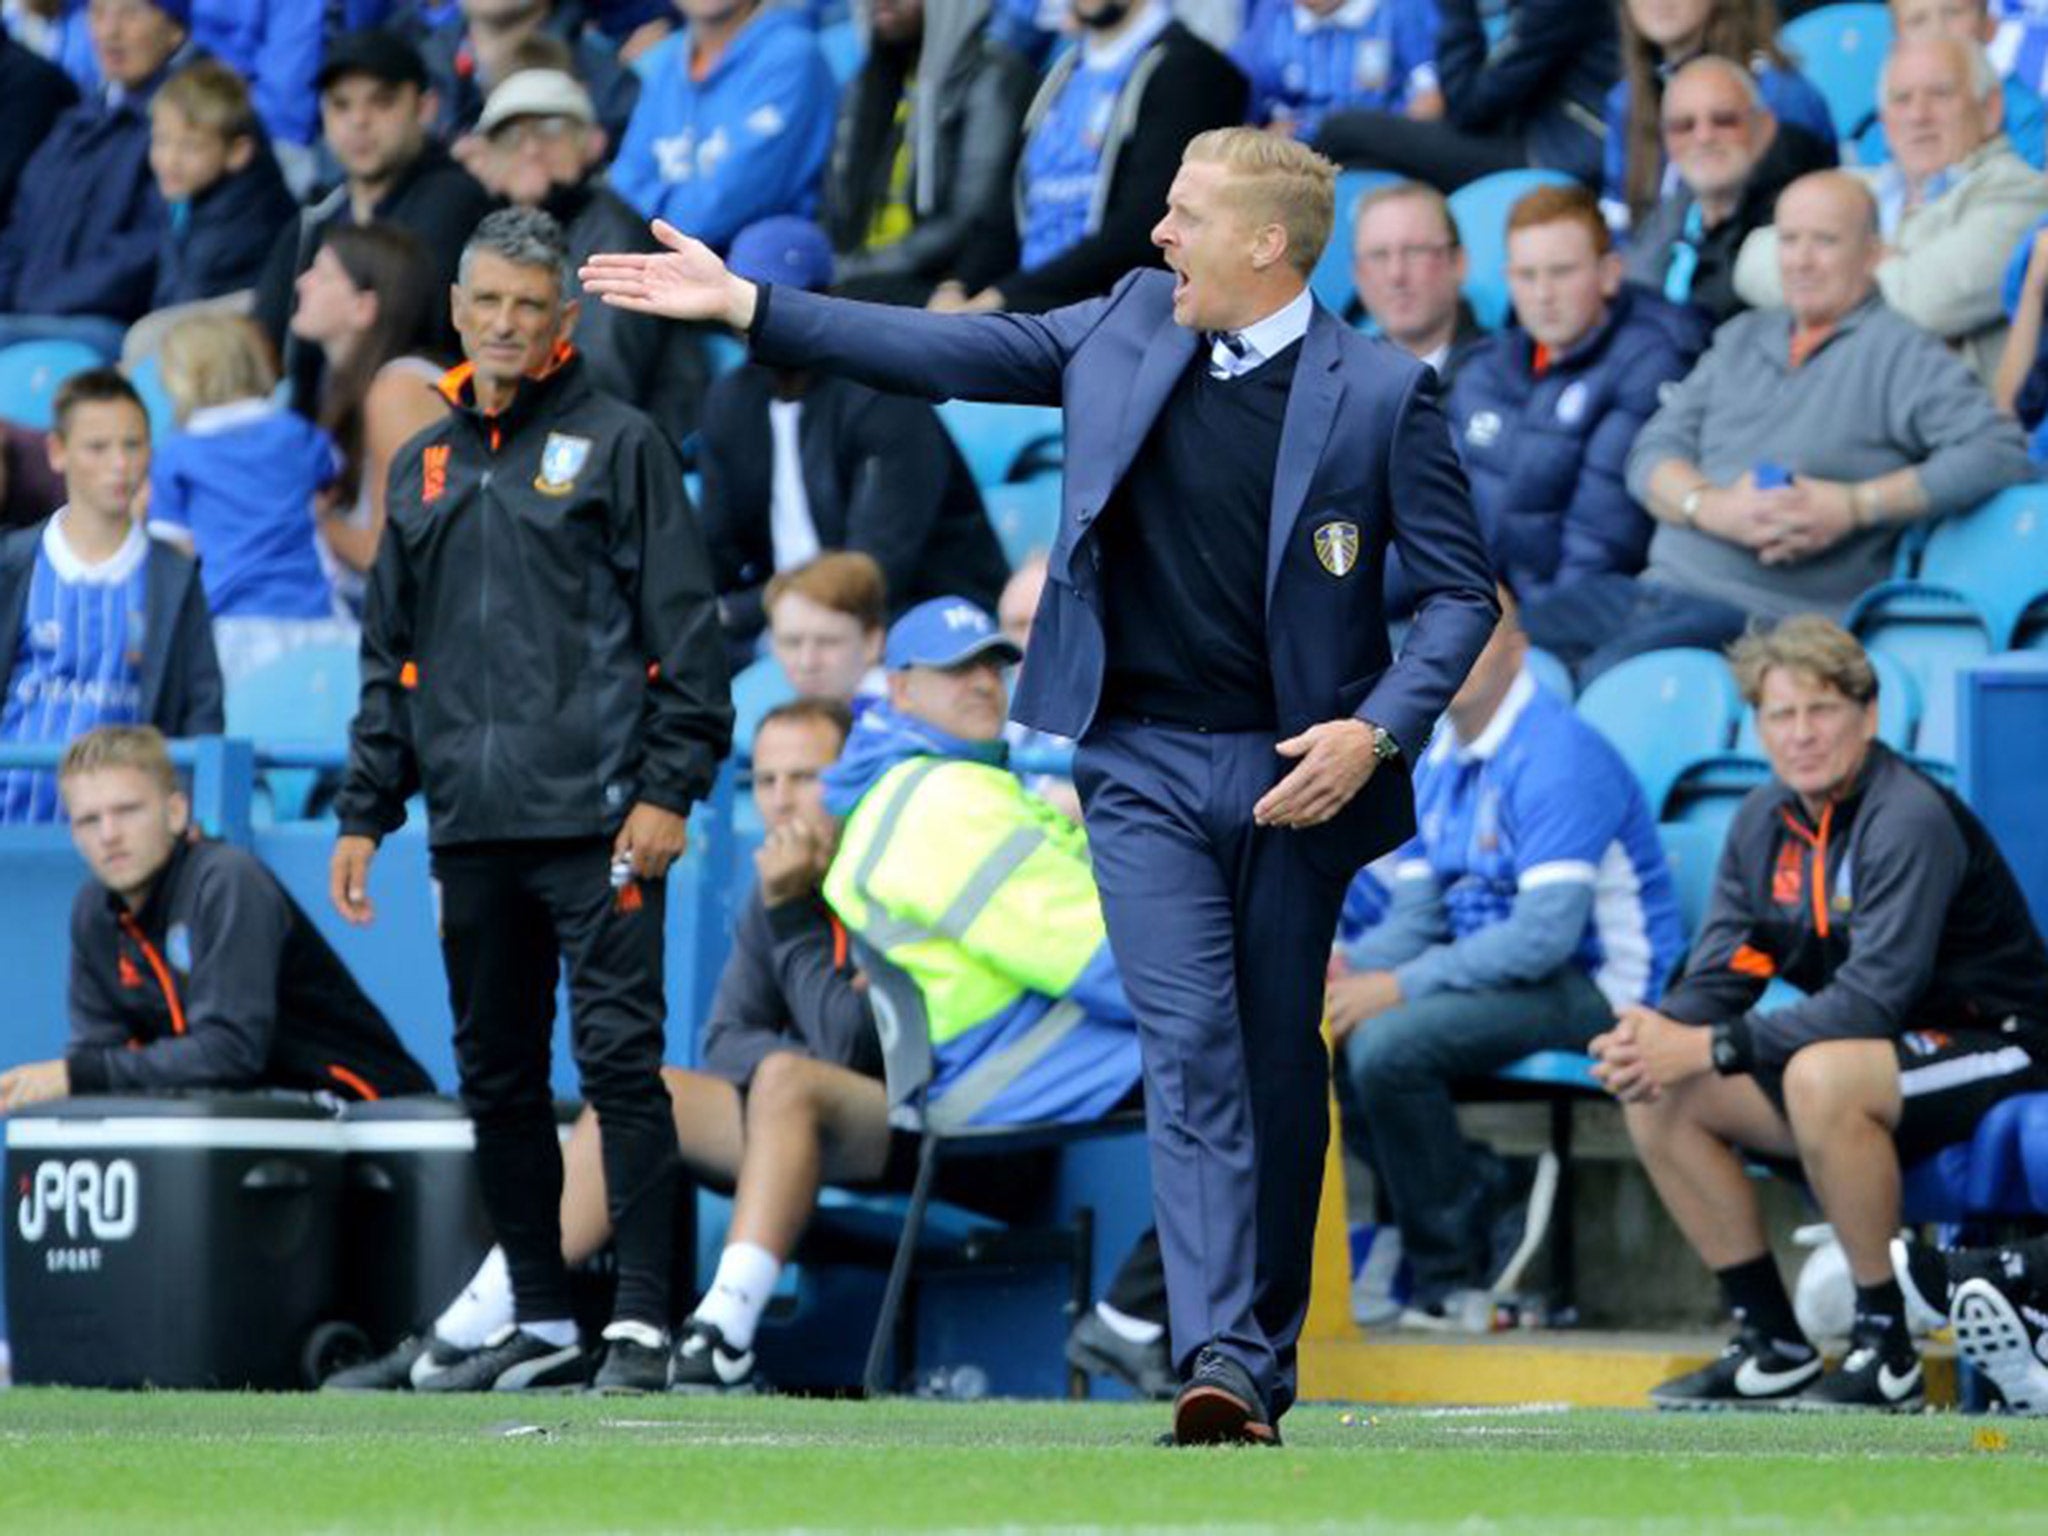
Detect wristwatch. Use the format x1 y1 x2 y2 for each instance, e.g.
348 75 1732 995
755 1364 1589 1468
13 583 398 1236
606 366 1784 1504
1679 485 1707 528
1367 723 1401 764
1709 1020 1748 1076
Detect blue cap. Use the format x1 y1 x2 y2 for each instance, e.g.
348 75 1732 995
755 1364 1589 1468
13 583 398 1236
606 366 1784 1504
884 598 1023 671
150 0 193 24
726 217 835 293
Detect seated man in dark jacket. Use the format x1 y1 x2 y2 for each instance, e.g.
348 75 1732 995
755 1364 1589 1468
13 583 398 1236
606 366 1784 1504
1315 0 1617 191
931 0 1248 315
0 0 196 354
1622 57 1835 328
1444 183 1704 606
1593 618 2048 1414
0 724 432 1112
823 0 1035 307
702 217 1009 649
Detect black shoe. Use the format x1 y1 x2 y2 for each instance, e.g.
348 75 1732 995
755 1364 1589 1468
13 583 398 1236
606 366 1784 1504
321 1333 429 1392
590 1323 671 1395
669 1318 758 1394
1950 1277 2048 1415
1891 1237 1953 1334
1795 1326 1924 1413
1649 1329 1821 1411
1065 1309 1176 1401
413 1326 589 1393
1171 1346 1279 1446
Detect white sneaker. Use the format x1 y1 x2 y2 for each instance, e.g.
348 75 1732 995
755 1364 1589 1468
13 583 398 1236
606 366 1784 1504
1951 1277 2048 1415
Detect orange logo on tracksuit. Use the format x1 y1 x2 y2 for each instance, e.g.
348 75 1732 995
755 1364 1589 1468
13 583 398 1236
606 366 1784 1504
421 443 451 504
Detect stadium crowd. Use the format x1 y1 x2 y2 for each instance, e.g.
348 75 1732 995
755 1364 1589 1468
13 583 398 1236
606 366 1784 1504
4 0 2048 1422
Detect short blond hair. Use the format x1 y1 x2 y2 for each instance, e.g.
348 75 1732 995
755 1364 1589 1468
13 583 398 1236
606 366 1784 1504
158 314 277 422
1728 616 1879 707
151 58 258 141
764 550 887 632
59 726 179 797
1182 127 1337 278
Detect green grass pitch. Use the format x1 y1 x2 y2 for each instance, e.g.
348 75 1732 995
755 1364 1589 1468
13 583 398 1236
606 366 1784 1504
3 1392 2047 1533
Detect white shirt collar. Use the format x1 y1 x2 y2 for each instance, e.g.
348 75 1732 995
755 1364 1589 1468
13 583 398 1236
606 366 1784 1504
185 397 280 436
1428 667 1537 766
1418 339 1452 375
1082 1 1170 73
43 508 149 586
1228 285 1315 370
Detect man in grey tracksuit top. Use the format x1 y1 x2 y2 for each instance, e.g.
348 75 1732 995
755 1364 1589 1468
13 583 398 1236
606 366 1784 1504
1524 170 2033 683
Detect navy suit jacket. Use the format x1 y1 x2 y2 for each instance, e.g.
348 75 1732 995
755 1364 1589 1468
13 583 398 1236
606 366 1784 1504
751 270 1498 861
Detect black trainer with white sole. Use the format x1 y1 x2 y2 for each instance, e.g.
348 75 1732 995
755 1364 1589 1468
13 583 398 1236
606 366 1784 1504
1649 1329 1822 1410
413 1326 589 1393
321 1334 430 1392
591 1323 671 1395
670 1319 758 1393
1795 1328 1925 1414
1951 1277 2048 1415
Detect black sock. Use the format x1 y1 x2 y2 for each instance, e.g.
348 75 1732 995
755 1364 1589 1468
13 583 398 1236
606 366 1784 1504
1854 1279 1911 1350
1716 1254 1814 1359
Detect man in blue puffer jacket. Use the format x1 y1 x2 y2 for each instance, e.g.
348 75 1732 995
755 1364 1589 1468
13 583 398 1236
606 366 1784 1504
1443 182 1705 605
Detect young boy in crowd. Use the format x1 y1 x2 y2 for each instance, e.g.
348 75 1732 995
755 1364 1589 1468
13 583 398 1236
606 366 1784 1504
0 369 221 825
146 57 296 312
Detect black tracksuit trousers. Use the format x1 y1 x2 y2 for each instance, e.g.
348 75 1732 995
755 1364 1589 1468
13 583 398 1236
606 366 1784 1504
435 837 677 1332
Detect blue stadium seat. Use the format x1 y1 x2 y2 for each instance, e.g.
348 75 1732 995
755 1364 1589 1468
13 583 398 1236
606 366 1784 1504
1525 645 1573 701
0 339 104 430
1779 3 1894 151
730 653 796 761
1910 485 2048 651
1845 605 1992 766
1309 169 1399 315
225 644 361 820
127 352 177 439
1445 168 1578 330
1901 1091 2048 1222
1656 820 1721 940
1664 755 1770 842
983 475 1062 567
1735 642 1921 754
1575 647 1743 816
701 331 749 380
818 18 864 86
936 399 1063 487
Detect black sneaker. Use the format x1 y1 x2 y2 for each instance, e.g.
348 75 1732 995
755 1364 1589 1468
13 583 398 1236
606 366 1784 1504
1891 1237 1953 1334
1795 1327 1924 1413
405 1333 481 1389
1950 1277 2048 1415
1065 1309 1176 1401
321 1334 428 1392
591 1323 671 1395
413 1326 589 1393
1649 1329 1822 1411
1170 1346 1279 1446
669 1318 758 1394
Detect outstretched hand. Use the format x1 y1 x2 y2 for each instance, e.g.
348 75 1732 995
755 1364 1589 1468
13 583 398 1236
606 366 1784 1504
578 220 760 330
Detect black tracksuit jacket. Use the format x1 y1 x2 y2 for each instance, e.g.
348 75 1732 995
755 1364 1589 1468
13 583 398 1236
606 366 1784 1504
1661 743 2048 1072
66 837 432 1099
334 351 733 847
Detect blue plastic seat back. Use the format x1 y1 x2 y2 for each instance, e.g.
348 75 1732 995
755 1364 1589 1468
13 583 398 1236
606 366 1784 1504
1962 1092 2046 1216
2023 1095 2048 1211
1575 647 1743 815
1445 168 1578 330
1853 621 1990 766
1734 644 1921 755
225 644 361 821
0 339 105 430
937 399 1064 488
983 474 1062 567
1778 4 1894 148
1915 484 2048 649
1525 645 1574 702
730 653 796 761
1655 820 1722 942
1309 169 1401 315
127 352 177 439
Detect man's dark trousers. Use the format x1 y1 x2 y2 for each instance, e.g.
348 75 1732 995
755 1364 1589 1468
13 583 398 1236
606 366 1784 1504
435 837 679 1332
1076 719 1356 1418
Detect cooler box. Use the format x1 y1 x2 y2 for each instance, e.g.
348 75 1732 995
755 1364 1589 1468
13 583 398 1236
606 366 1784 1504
5 1095 344 1388
336 1097 493 1350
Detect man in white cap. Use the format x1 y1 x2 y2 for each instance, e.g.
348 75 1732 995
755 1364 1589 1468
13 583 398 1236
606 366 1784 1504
471 63 707 441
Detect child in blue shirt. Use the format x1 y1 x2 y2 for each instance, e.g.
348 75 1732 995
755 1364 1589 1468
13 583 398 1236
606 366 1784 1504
149 313 354 686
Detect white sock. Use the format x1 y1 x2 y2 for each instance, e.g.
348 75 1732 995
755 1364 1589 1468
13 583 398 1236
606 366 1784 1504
434 1246 514 1350
692 1242 781 1351
521 1318 578 1348
1095 1301 1164 1346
